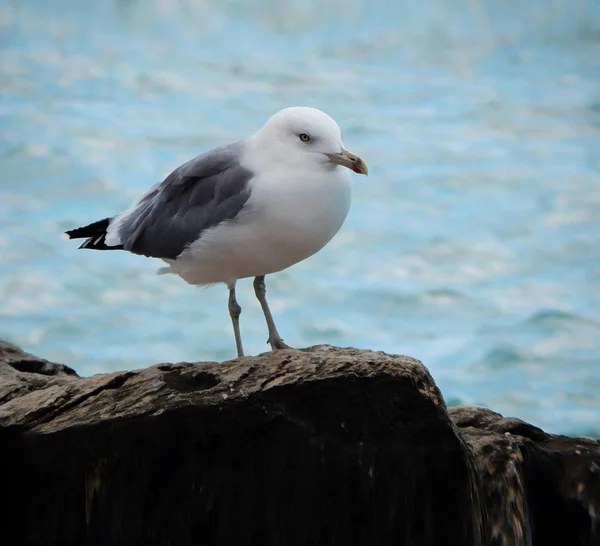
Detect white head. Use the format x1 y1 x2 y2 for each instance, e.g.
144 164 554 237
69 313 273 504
253 106 368 175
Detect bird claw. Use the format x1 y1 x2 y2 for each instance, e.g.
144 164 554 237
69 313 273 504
268 337 292 351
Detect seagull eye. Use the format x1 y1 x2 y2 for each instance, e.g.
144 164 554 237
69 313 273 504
298 133 311 142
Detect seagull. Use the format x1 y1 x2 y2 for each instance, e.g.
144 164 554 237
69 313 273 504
64 106 368 357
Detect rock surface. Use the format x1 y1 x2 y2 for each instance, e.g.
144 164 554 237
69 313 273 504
1 341 598 546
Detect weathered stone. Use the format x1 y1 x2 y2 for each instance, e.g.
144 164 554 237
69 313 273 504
452 407 600 546
0 342 598 546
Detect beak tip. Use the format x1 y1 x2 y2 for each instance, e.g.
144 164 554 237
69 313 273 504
355 161 368 176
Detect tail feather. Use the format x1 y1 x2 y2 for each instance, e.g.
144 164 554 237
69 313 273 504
64 217 123 251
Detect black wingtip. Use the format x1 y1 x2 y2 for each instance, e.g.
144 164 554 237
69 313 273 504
63 218 111 240
63 218 123 251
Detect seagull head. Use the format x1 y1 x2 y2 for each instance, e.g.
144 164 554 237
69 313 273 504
254 106 368 176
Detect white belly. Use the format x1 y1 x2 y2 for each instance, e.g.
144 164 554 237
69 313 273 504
167 169 352 285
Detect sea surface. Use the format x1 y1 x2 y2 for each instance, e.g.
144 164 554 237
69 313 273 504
1 0 599 436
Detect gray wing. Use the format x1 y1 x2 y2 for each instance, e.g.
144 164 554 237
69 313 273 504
116 141 254 259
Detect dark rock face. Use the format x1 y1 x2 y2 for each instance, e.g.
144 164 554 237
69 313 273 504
452 407 600 546
0 342 598 546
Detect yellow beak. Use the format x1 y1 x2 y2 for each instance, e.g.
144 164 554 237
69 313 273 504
326 149 368 175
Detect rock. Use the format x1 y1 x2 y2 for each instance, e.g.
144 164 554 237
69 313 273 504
451 407 600 546
0 342 598 546
0 340 78 406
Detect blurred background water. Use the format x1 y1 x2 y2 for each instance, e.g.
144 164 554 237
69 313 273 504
1 0 599 436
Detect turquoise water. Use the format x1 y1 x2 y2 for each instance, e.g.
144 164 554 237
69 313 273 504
1 0 599 436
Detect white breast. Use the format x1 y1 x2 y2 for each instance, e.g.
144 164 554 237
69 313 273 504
170 168 352 286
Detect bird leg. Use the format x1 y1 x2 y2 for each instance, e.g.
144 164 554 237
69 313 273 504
253 275 292 351
228 282 244 358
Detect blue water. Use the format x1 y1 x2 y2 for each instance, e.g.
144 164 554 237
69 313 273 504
1 0 599 436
